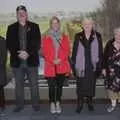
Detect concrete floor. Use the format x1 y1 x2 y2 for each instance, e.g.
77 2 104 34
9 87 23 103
0 104 120 120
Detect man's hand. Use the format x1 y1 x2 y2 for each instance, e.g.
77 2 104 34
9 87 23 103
18 50 29 60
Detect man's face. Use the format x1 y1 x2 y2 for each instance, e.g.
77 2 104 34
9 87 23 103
17 10 28 23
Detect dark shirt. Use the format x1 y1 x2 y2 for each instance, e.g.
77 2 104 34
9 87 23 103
19 24 27 67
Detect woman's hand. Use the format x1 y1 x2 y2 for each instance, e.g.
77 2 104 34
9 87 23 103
110 68 114 72
102 69 106 76
54 59 61 65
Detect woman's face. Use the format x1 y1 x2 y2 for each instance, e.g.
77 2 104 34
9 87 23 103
51 19 60 32
83 20 93 33
115 32 120 44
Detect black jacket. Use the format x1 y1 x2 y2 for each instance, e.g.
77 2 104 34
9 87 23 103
103 39 115 70
6 21 41 67
0 37 7 86
72 31 103 77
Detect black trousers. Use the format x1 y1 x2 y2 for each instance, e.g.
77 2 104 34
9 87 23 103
0 87 5 107
47 74 65 103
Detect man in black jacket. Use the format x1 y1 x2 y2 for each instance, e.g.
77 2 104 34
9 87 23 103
6 5 41 112
0 36 6 112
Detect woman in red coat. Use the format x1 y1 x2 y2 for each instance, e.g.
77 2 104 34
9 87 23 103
42 16 71 114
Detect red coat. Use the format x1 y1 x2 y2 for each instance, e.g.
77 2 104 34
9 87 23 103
42 34 71 77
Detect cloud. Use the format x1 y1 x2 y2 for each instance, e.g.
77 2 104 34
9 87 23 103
0 0 101 13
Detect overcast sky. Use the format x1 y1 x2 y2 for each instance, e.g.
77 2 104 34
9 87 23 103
0 0 102 13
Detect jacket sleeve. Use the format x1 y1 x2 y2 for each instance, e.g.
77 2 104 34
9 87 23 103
94 33 104 77
71 34 79 76
71 34 79 66
42 36 54 64
6 26 13 52
97 33 104 70
27 24 41 55
103 40 111 69
0 38 7 65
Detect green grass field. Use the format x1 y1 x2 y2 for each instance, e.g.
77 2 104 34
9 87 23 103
0 19 82 40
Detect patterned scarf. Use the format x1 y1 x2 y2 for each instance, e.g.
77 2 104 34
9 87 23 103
49 29 61 59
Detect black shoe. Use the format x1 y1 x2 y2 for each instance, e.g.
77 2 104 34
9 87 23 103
88 104 94 111
86 97 94 111
33 106 40 112
13 107 24 112
75 106 83 113
76 96 84 113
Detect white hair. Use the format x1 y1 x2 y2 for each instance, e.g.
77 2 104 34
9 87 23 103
82 17 94 24
114 27 120 35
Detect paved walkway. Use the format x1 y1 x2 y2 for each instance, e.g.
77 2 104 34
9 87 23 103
0 104 120 120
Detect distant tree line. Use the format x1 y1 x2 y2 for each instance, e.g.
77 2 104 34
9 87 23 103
90 0 120 42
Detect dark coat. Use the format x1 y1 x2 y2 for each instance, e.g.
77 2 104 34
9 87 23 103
103 39 115 70
71 30 103 96
0 37 7 87
103 39 120 92
72 30 103 78
6 21 41 68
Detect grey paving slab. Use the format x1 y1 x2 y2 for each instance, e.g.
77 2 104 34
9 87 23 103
0 104 120 120
58 116 119 120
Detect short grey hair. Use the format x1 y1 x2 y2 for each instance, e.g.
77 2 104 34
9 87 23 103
114 27 120 35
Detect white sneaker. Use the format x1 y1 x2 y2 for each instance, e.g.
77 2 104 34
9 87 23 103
50 102 56 114
107 105 116 113
56 101 62 114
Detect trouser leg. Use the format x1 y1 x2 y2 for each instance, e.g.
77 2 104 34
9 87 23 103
47 77 56 103
27 67 40 107
12 68 25 108
56 74 65 102
0 87 5 107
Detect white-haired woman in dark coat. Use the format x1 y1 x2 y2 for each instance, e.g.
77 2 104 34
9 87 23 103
103 28 120 112
72 18 103 113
